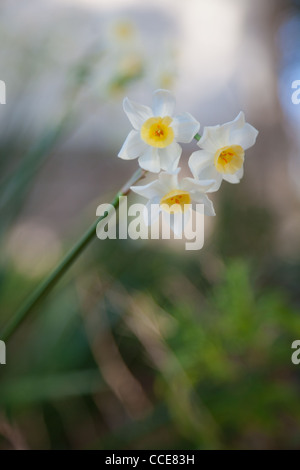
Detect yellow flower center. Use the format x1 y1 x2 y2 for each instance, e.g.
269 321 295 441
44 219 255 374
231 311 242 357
160 189 191 214
159 73 174 89
113 22 135 40
214 145 244 174
141 116 174 148
120 56 143 77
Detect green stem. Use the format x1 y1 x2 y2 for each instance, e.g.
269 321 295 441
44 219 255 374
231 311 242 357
1 168 145 342
194 133 201 142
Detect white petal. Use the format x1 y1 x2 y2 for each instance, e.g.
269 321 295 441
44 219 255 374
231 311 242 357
152 89 176 117
123 97 153 130
223 166 244 184
197 167 222 192
181 177 217 193
171 216 183 237
168 209 191 237
158 142 182 172
199 125 226 152
220 111 245 138
144 197 161 226
189 150 222 191
131 179 164 200
229 111 245 127
236 166 244 180
198 112 245 152
168 213 184 237
161 211 172 234
118 130 147 160
138 147 161 173
192 195 216 216
189 150 213 178
229 123 259 150
158 169 180 192
172 112 200 143
183 208 191 227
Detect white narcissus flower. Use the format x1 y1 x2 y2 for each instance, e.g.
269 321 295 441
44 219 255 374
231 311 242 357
130 168 215 236
189 112 259 192
118 89 200 173
109 20 137 46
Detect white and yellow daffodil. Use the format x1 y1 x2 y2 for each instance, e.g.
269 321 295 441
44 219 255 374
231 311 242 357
118 89 200 173
189 112 259 192
130 168 215 235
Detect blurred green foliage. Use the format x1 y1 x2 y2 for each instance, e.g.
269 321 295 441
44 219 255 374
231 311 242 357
1 220 300 449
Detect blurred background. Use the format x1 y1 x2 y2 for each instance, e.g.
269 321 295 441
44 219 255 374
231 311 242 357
0 0 300 450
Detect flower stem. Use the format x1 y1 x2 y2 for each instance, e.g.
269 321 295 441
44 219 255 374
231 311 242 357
194 133 201 142
1 168 145 342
